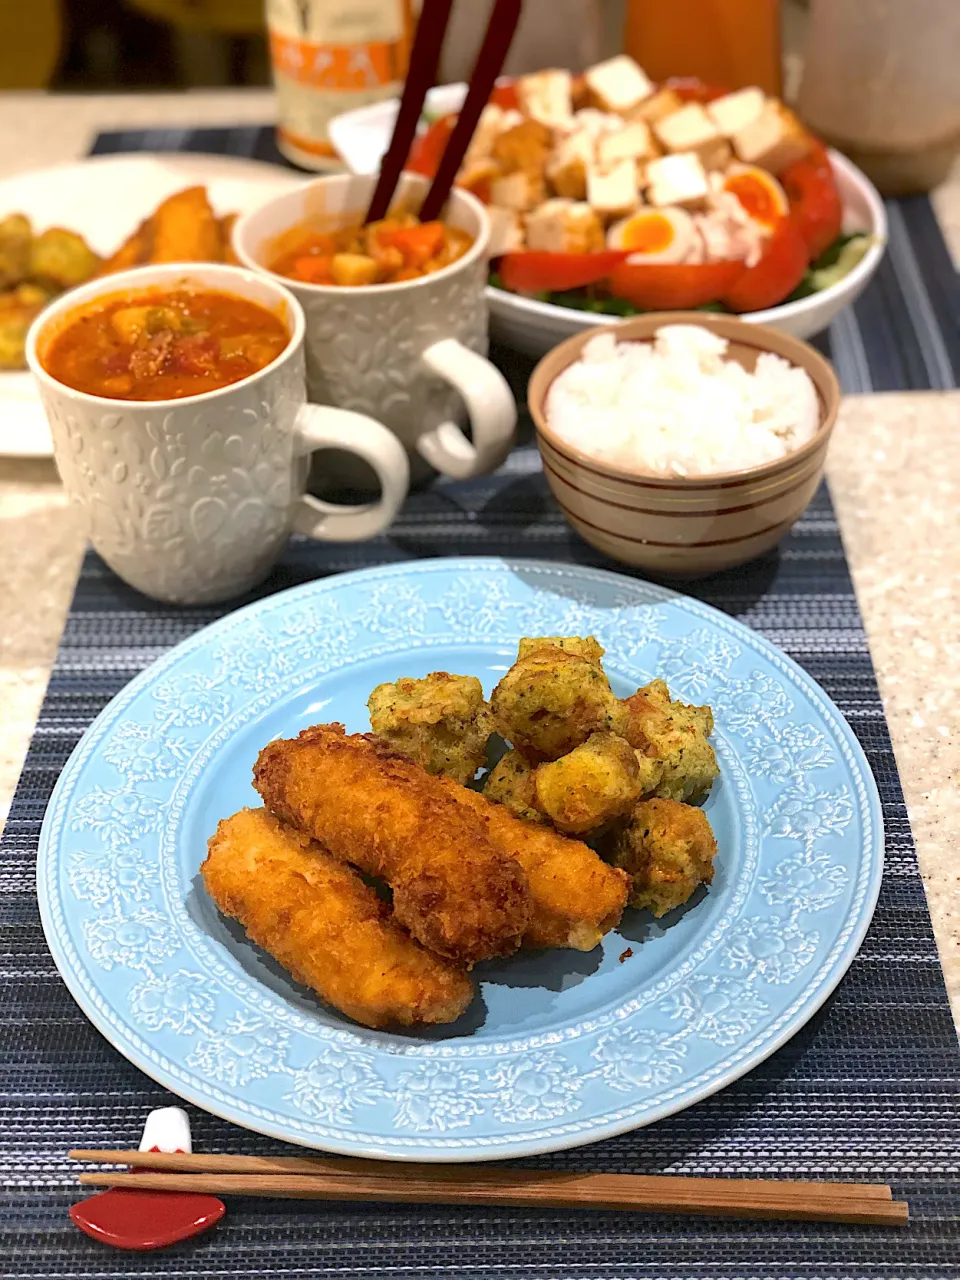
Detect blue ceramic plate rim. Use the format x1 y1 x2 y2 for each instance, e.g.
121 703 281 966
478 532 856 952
37 558 884 1161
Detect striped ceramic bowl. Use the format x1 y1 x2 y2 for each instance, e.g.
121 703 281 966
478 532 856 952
528 313 841 578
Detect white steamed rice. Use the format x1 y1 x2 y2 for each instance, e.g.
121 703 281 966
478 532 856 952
545 325 820 478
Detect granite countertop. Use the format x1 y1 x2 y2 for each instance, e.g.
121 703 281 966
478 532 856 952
0 91 958 1029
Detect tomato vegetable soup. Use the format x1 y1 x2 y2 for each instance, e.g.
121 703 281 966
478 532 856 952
43 287 290 400
267 214 474 287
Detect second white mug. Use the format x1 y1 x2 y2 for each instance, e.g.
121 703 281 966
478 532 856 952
233 173 517 482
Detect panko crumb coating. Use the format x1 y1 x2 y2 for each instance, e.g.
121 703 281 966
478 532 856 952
368 671 493 785
491 645 628 762
606 797 718 917
621 678 719 803
534 731 643 835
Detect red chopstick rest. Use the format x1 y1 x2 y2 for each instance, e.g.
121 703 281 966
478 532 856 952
70 1107 225 1251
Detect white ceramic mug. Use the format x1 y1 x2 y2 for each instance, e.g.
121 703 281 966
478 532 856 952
26 262 410 606
233 173 517 482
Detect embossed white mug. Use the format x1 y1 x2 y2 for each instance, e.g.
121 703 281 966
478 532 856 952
26 262 410 606
233 172 517 482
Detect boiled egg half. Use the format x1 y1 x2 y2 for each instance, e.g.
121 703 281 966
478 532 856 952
722 164 788 229
606 206 697 263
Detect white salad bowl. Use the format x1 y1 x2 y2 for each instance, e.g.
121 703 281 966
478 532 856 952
329 88 888 358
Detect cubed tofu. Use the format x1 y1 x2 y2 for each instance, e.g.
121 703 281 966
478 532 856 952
490 169 544 213
491 120 552 178
732 102 810 173
330 253 378 286
572 108 624 141
597 120 655 167
706 86 766 138
586 158 640 220
525 199 605 254
456 158 502 200
628 86 684 126
699 138 733 170
547 128 594 199
464 104 505 165
654 103 725 166
585 55 654 115
645 153 710 209
517 68 574 128
486 205 525 257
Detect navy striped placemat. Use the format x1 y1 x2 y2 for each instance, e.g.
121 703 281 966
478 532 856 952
89 124 960 394
0 127 958 1277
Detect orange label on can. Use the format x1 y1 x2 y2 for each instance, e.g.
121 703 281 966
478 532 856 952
269 31 404 91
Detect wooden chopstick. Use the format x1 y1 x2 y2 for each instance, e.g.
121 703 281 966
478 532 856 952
70 1151 908 1226
419 0 523 222
364 0 455 224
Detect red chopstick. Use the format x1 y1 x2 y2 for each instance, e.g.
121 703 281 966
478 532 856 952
364 0 456 224
419 0 523 223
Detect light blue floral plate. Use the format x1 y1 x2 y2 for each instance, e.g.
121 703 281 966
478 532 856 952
38 558 883 1161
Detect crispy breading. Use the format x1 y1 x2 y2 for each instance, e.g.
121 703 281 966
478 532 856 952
621 678 719 803
491 645 627 762
253 724 530 967
516 635 605 665
150 186 222 263
484 748 548 824
0 214 32 287
604 797 717 917
202 808 473 1028
434 776 630 951
28 227 100 289
97 216 153 276
218 213 240 265
534 731 643 835
491 119 552 179
368 671 492 784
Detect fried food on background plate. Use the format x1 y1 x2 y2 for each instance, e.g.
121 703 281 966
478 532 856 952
368 672 493 784
0 283 55 369
604 797 718 917
97 215 153 276
491 644 627 762
0 214 32 286
151 186 222 263
253 724 531 967
483 748 548 824
621 678 719 804
28 227 101 289
202 808 473 1029
533 730 644 835
435 776 630 951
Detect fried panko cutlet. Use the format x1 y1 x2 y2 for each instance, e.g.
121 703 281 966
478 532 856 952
534 731 643 835
435 776 630 952
0 283 54 370
368 671 492 784
253 724 530 967
621 678 719 804
483 748 548 825
491 645 627 762
0 214 32 287
150 186 222 263
202 808 473 1029
605 797 718 917
28 227 100 289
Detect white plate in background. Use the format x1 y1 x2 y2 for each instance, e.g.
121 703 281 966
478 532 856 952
0 153 305 459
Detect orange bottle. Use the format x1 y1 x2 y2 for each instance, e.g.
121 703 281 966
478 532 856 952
623 0 782 96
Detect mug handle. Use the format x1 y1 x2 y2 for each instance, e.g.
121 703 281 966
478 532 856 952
417 338 517 480
291 403 409 542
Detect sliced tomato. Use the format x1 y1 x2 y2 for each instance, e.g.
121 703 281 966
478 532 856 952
607 259 744 310
406 113 455 179
722 218 810 312
498 251 628 294
662 76 729 104
781 149 843 259
489 80 519 110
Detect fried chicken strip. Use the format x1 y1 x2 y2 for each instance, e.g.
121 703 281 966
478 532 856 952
435 777 630 951
150 186 222 263
202 808 474 1029
253 725 531 966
